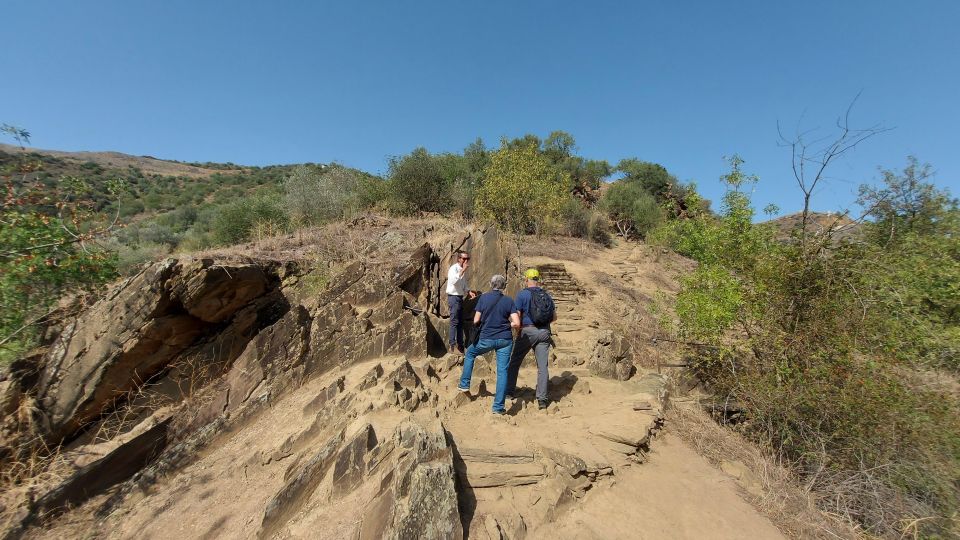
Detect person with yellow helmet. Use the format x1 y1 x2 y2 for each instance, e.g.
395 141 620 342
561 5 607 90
506 267 557 410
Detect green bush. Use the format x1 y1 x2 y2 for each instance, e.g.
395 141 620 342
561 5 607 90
1 172 118 363
211 195 288 246
659 156 960 536
557 197 611 246
601 180 665 238
385 148 451 214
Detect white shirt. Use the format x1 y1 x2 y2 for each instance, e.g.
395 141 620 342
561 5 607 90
446 263 468 296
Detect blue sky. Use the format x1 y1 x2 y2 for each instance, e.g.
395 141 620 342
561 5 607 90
2 1 958 215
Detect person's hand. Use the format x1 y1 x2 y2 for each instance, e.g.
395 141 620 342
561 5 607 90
468 290 478 299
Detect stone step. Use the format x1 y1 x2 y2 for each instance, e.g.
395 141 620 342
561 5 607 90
454 461 546 488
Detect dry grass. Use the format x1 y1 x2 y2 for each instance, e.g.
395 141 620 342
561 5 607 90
191 214 464 267
522 234 608 261
667 403 862 540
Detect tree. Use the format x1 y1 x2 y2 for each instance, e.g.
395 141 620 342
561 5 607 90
1 124 30 149
857 156 957 246
386 147 450 214
543 130 577 162
616 159 678 202
475 141 569 263
778 94 891 245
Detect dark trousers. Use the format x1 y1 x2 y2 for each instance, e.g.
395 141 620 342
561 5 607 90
447 295 464 349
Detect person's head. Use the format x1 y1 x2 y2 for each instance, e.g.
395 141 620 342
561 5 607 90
456 251 470 266
523 267 541 287
490 274 507 291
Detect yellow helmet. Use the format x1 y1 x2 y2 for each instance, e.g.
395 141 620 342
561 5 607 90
524 268 540 281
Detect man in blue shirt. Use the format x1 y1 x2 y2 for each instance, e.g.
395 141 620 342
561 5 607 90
457 274 520 415
506 268 557 410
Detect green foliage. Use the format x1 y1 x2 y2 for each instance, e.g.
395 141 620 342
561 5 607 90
475 141 569 237
559 197 612 246
211 194 288 245
386 147 451 214
601 180 665 238
1 160 118 362
658 156 960 536
675 265 742 340
284 164 367 226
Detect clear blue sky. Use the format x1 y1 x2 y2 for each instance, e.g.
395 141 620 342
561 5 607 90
3 0 958 215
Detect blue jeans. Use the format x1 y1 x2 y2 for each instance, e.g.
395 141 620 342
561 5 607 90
458 337 514 413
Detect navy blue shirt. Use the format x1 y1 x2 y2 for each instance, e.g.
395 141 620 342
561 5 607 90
514 287 552 327
474 290 517 340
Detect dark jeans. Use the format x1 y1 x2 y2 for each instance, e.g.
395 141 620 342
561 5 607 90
447 295 464 350
507 326 552 401
458 338 514 413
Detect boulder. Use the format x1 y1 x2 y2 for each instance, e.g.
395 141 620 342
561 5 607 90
587 331 635 381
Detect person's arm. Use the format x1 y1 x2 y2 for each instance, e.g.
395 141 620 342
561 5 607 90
447 265 460 286
510 312 521 328
473 311 482 325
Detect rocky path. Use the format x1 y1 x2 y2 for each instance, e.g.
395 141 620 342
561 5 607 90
30 240 784 540
435 241 784 539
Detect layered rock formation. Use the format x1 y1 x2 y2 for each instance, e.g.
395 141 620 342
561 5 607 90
0 225 509 538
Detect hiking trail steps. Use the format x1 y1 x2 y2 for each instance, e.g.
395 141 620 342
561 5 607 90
32 240 786 540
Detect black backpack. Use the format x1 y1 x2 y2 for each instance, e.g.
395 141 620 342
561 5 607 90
528 288 555 327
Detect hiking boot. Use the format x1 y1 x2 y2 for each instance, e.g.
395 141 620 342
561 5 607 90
538 399 549 410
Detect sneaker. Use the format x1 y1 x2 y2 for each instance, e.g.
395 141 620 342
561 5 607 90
492 409 507 416
538 399 549 410
457 386 470 393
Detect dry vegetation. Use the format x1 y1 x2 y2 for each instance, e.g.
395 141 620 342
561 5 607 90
668 404 862 539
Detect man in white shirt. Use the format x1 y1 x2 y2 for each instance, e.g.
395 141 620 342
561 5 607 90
446 251 476 354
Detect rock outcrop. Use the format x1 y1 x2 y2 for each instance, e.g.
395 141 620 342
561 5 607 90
0 224 509 535
35 259 288 443
587 330 635 381
360 420 463 540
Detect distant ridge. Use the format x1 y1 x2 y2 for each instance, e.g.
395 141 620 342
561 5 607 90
763 211 861 241
0 142 245 178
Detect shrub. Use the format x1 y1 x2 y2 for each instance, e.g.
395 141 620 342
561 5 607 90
211 195 287 246
601 180 665 238
659 156 960 536
284 164 366 226
558 197 612 246
475 141 568 238
1 168 118 362
385 148 451 214
560 197 590 238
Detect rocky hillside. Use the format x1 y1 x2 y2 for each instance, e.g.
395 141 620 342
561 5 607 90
0 219 810 539
0 143 243 178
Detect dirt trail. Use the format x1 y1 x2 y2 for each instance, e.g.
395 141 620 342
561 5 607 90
34 241 783 540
